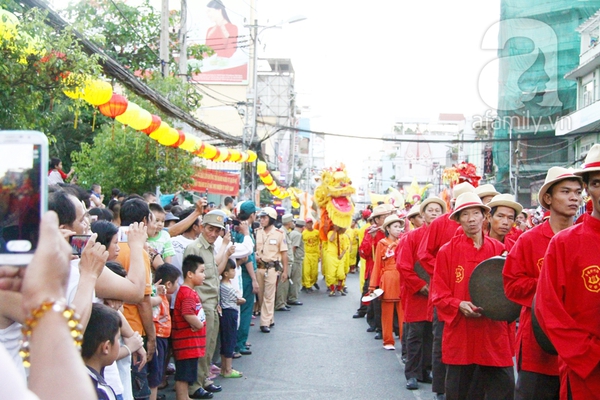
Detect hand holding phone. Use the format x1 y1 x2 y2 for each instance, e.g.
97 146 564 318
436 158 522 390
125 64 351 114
0 130 48 266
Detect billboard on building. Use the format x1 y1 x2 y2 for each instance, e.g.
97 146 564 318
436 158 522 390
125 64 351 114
187 0 250 84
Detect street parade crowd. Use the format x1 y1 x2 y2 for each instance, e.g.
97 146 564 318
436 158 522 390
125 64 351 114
2 145 600 400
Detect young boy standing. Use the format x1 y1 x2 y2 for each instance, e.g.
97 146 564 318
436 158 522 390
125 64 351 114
149 263 181 400
171 255 209 400
220 259 246 378
81 303 123 400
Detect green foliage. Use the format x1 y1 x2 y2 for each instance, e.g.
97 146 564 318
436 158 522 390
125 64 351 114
0 3 100 132
71 124 195 195
259 188 273 207
63 0 161 73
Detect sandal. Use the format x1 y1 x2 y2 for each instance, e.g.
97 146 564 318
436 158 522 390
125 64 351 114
221 369 243 378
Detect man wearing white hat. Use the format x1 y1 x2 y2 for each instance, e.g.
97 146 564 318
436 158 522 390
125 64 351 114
399 196 446 391
486 194 523 250
503 167 582 400
417 181 474 400
474 184 500 205
431 193 513 399
533 150 600 398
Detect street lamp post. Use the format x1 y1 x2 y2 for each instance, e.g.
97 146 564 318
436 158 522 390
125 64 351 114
242 16 306 200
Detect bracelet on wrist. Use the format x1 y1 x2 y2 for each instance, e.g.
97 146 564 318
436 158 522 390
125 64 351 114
20 299 83 368
122 344 132 357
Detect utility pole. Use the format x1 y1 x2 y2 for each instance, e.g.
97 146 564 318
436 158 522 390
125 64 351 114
178 0 187 81
159 0 169 77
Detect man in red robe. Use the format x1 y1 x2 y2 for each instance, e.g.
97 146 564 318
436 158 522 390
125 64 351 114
417 182 474 400
432 192 512 400
399 196 446 391
503 167 583 400
536 145 600 400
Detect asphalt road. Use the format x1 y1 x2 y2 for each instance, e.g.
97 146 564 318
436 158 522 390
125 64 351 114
160 272 435 400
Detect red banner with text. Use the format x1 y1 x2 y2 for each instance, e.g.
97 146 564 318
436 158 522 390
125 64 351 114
187 169 240 196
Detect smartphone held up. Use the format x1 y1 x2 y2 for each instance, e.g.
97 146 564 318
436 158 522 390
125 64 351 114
0 131 48 266
69 235 91 256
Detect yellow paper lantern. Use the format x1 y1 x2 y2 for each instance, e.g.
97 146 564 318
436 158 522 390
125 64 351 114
229 150 242 162
115 102 141 126
149 121 171 141
247 150 257 163
83 80 113 106
62 74 89 100
257 161 267 174
128 108 153 131
239 152 249 163
178 135 197 152
266 182 277 191
157 128 180 146
291 201 300 208
202 144 217 159
263 175 274 185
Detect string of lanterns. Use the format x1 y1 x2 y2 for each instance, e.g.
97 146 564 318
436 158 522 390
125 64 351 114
63 78 257 163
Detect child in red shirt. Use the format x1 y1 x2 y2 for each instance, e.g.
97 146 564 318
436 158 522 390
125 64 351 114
149 263 181 400
171 255 206 400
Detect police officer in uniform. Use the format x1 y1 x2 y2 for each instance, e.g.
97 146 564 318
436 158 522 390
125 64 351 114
275 213 295 311
255 207 289 333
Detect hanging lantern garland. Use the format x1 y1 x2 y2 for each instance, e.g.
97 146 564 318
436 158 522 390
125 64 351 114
64 77 257 163
257 161 291 199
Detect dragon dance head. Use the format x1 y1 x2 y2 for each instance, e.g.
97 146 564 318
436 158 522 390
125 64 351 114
314 164 355 230
442 161 481 188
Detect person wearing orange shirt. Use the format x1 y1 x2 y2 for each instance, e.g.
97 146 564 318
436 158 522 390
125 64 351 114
369 214 405 350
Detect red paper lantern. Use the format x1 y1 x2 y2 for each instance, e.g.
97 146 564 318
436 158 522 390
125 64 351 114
98 94 128 118
170 130 186 148
141 115 162 135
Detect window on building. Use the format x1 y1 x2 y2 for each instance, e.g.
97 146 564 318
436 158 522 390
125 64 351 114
582 79 595 107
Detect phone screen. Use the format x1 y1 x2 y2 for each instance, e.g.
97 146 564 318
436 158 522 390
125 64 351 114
69 234 91 256
0 141 45 262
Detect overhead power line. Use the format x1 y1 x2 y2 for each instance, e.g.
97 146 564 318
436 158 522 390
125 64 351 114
259 121 595 144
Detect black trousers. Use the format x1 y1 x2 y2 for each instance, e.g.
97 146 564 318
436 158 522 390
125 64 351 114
367 295 382 331
445 364 515 400
356 278 370 315
432 308 446 394
515 367 559 399
405 321 433 381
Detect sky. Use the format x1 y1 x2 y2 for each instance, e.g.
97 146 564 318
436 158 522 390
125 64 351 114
251 0 502 180
51 0 503 182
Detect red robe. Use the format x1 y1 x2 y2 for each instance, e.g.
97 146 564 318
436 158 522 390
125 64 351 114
431 233 512 367
417 213 460 274
536 214 600 399
360 228 386 280
398 226 432 322
503 221 558 376
505 225 523 243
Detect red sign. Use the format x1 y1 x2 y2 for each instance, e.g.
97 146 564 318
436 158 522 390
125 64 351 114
187 169 240 196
